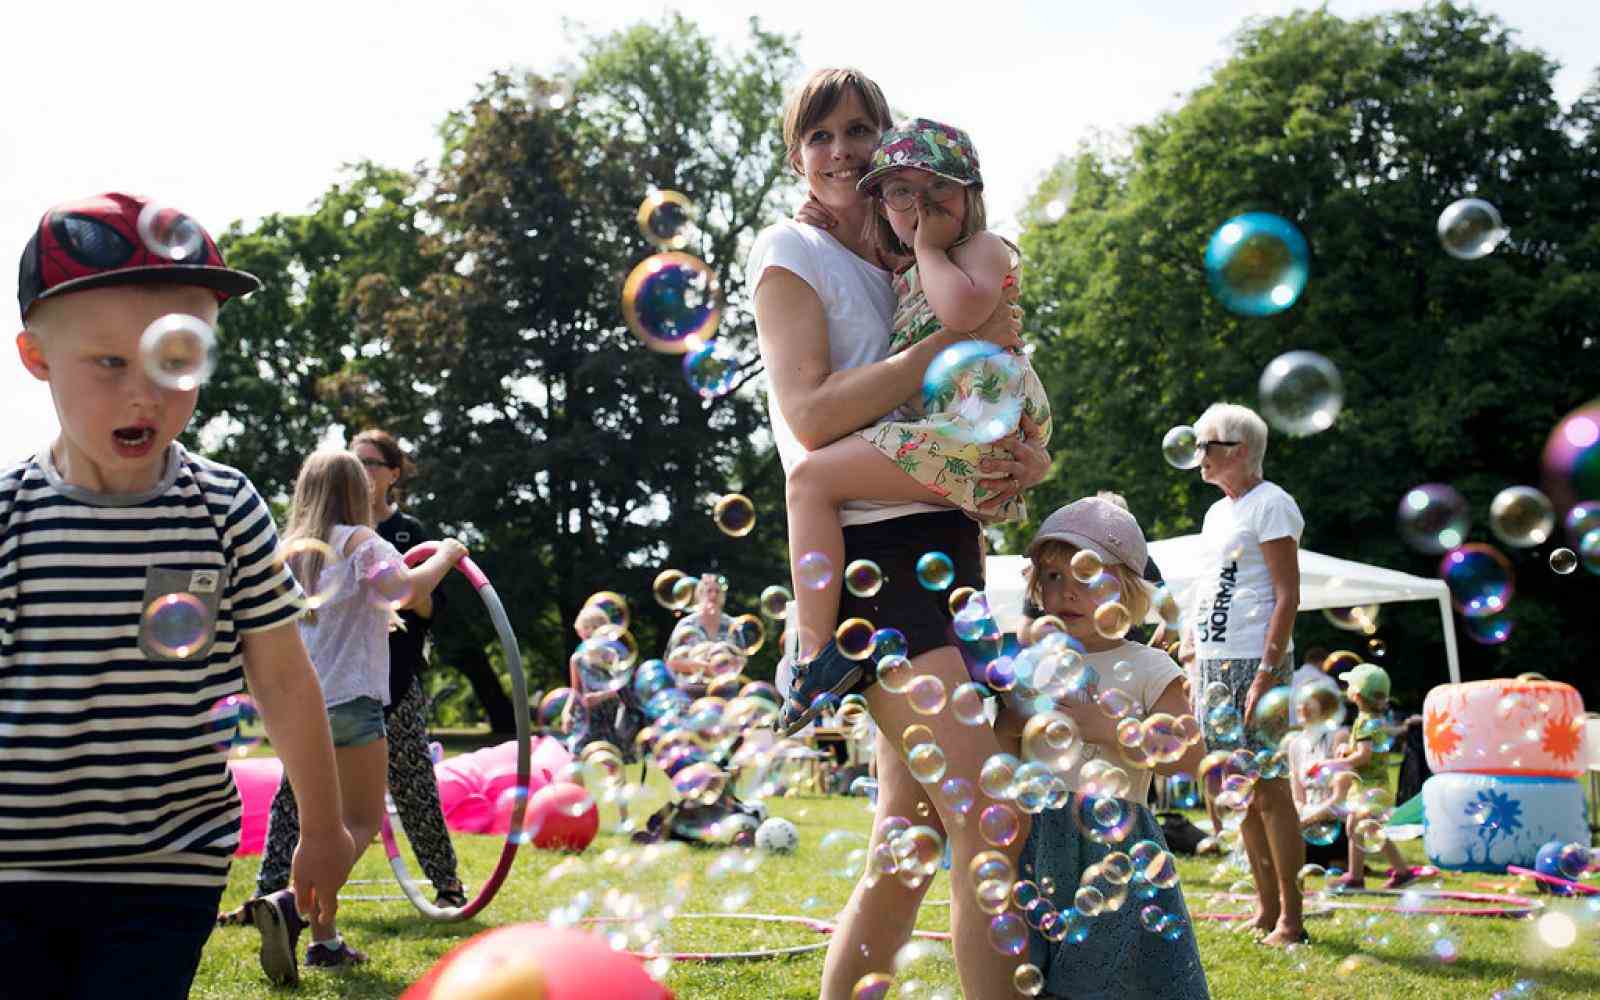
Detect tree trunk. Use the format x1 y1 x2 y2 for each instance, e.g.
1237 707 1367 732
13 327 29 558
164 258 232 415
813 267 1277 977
450 645 517 734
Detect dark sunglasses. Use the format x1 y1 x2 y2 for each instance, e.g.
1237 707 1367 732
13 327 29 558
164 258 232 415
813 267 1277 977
358 457 395 469
1195 440 1241 455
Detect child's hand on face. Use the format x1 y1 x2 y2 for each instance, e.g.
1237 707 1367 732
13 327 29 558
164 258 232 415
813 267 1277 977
912 196 963 255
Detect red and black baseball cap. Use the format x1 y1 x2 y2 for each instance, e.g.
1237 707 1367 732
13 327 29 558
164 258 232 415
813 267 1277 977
17 192 261 321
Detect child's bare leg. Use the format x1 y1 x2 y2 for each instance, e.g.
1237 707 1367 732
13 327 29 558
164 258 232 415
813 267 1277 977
1299 771 1357 827
785 437 953 660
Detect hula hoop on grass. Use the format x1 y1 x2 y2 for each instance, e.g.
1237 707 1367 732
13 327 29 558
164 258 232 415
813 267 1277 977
379 542 530 923
572 912 956 962
1506 864 1600 896
1320 886 1543 918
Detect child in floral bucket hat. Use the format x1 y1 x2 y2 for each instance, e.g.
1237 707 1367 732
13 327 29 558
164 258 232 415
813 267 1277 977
777 116 1053 735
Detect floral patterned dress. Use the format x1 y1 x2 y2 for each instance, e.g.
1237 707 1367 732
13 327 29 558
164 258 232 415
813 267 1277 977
856 238 1051 523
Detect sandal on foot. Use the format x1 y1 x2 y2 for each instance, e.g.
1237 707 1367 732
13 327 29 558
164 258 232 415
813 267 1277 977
1384 866 1420 890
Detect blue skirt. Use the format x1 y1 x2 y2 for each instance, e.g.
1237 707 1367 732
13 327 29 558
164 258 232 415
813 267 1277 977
1020 797 1211 1000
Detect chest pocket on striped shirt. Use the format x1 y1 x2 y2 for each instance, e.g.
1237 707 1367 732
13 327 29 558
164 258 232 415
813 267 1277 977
137 566 227 662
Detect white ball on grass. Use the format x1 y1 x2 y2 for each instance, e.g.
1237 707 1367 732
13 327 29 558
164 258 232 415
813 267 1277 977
754 816 799 854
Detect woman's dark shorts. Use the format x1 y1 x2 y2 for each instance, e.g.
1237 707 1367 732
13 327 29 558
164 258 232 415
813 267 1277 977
837 509 984 694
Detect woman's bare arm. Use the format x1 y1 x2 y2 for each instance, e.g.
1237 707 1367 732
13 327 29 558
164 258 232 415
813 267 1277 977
755 268 1019 450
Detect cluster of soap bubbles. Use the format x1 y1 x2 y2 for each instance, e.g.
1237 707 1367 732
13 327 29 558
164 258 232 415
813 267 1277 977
126 203 224 394
1392 473 1585 644
621 190 745 401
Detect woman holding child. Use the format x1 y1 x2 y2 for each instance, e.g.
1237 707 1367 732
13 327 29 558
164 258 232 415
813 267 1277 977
750 67 1049 999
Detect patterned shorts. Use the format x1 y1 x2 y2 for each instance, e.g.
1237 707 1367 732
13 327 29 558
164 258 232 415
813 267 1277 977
1193 657 1291 757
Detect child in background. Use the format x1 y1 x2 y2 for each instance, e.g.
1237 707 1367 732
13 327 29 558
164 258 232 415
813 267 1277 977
1 192 352 994
780 118 1052 733
1000 497 1212 999
1301 663 1417 889
252 450 465 975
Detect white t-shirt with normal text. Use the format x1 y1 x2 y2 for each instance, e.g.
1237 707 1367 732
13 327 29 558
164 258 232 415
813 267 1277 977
1193 480 1304 661
747 220 945 527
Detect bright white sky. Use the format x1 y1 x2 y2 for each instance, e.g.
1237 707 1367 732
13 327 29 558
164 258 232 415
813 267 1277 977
2 0 1594 459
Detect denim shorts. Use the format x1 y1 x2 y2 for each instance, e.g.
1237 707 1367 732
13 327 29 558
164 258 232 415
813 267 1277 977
327 696 386 748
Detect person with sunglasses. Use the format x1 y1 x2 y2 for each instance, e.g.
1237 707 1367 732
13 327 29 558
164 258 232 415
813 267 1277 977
1183 402 1307 947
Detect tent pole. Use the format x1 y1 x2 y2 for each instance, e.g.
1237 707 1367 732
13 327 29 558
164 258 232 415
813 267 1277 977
1438 595 1461 685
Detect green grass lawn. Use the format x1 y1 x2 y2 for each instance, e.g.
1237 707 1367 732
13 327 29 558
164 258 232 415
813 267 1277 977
193 759 1600 999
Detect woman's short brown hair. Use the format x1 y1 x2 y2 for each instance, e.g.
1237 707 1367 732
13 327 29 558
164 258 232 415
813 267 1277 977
781 68 893 176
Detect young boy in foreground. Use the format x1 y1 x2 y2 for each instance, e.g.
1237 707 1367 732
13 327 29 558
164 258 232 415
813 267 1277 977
1 192 352 995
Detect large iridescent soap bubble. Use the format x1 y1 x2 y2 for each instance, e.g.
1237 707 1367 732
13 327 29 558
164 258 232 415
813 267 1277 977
1437 198 1509 261
1396 483 1471 554
621 251 721 354
1541 400 1599 515
1204 212 1310 316
1440 543 1514 618
1259 350 1342 436
921 340 1024 444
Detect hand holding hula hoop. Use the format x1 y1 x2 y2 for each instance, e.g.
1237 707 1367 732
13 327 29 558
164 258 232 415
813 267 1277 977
379 541 531 922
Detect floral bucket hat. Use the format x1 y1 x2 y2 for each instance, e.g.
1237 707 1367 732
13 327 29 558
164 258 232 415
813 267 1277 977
857 117 983 193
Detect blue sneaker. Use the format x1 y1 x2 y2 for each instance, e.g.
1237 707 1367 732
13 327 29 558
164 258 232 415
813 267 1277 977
779 641 863 736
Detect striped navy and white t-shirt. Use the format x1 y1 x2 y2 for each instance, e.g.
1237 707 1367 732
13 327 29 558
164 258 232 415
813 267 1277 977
0 443 302 889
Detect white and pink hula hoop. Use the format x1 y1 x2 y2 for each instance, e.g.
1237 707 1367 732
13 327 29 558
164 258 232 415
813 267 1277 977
379 542 531 923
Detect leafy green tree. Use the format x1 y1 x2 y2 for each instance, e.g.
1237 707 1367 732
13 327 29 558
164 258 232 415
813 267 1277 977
364 15 802 711
1014 3 1600 703
198 163 435 501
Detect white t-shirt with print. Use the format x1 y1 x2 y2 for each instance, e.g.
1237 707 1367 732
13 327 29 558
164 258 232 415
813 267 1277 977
747 220 946 527
1192 480 1304 661
1012 642 1186 808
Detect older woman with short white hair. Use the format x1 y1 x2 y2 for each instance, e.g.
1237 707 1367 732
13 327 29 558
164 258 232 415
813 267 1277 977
1185 401 1306 947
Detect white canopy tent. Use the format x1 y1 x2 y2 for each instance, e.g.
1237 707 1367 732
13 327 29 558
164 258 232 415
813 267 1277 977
984 534 1463 683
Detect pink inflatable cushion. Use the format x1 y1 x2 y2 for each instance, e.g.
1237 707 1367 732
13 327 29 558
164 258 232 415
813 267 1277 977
1424 679 1586 778
434 737 574 835
227 756 285 856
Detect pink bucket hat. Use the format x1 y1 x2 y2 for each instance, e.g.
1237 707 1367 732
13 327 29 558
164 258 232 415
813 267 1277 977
1026 497 1149 575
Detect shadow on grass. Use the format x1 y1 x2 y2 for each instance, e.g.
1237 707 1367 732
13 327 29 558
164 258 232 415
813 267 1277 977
1299 926 1593 995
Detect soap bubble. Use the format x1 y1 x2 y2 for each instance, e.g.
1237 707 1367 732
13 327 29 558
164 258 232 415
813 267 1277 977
1014 963 1045 996
683 338 740 398
621 251 721 353
1564 501 1600 546
140 314 218 391
979 803 1021 847
1464 612 1514 645
1259 350 1342 436
940 777 976 822
653 569 691 610
637 189 695 250
908 742 948 783
712 493 755 537
1549 548 1578 575
1162 425 1200 470
209 693 264 756
1540 402 1600 515
136 202 206 261
1094 601 1133 640
879 655 915 692
921 341 1024 444
1204 211 1310 316
759 584 792 618
728 614 766 656
1397 483 1471 554
365 557 413 611
1437 198 1509 260
845 559 885 597
916 550 956 590
906 675 948 715
1488 486 1555 548
143 592 211 658
952 682 989 725
836 618 877 660
1323 604 1379 634
948 586 979 615
1440 543 1514 617
988 912 1028 955
797 551 833 590
979 753 1021 799
872 628 909 659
